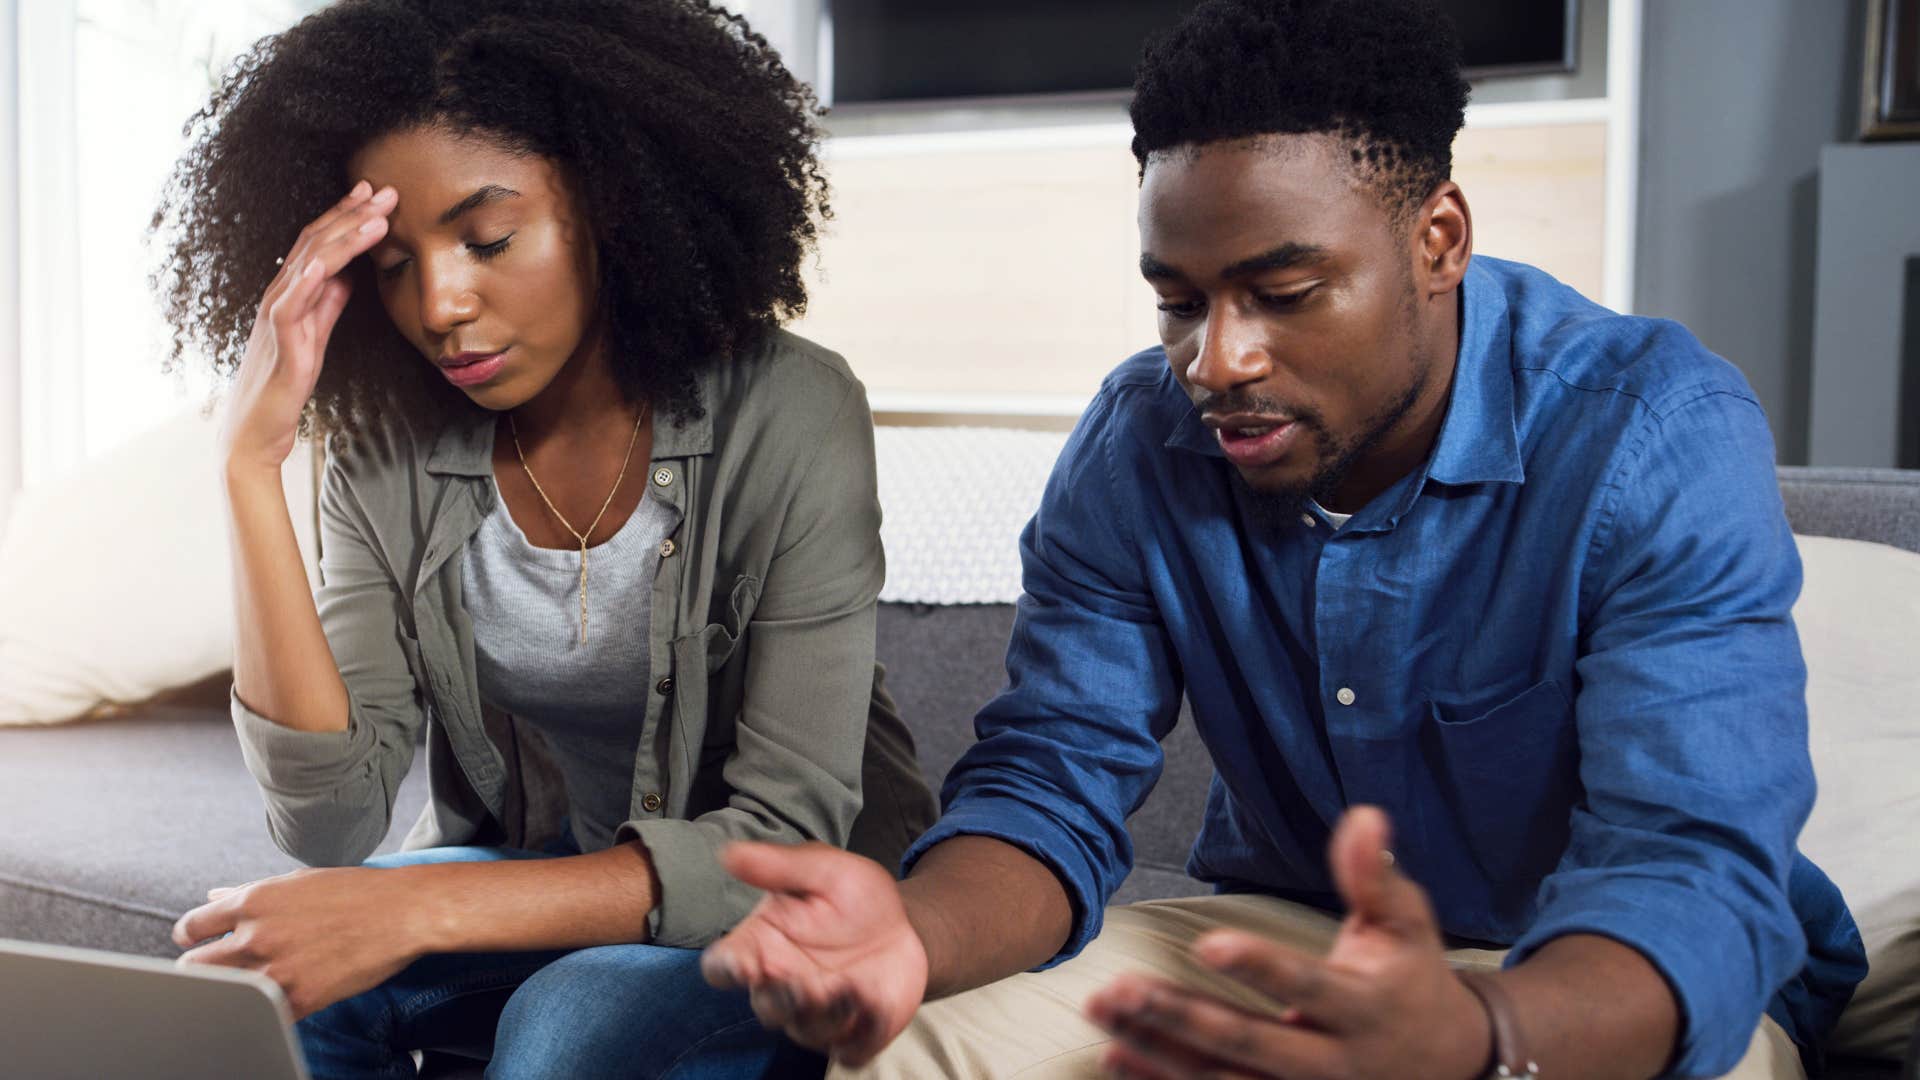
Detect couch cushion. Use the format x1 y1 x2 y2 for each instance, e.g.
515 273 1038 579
1779 467 1920 555
0 706 429 958
1794 535 1920 1061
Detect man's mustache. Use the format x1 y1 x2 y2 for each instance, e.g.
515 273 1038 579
1194 392 1323 430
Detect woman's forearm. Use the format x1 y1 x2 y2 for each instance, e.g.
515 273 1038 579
406 841 661 953
225 459 350 732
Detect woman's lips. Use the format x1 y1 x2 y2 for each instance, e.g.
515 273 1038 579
1214 420 1301 469
438 350 507 388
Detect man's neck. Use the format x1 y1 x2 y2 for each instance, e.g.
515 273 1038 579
1323 297 1463 516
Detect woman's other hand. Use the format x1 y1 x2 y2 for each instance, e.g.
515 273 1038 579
220 181 396 472
173 865 430 1020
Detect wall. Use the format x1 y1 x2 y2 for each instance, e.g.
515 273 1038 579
1808 144 1920 467
793 116 1609 420
1634 0 1868 465
752 0 1628 423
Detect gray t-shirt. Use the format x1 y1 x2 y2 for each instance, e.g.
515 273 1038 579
461 479 678 853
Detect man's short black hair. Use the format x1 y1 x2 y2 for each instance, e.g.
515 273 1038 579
1130 0 1471 217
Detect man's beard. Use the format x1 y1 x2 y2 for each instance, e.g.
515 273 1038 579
1226 362 1429 533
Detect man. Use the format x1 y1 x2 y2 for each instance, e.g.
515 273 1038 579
703 1 1867 1077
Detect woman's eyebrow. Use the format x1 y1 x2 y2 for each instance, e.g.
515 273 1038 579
438 184 522 226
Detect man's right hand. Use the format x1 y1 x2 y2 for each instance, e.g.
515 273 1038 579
702 841 930 1066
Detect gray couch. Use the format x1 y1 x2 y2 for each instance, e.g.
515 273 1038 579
3 466 1916 1077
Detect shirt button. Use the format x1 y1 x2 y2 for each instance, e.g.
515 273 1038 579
652 467 674 487
640 792 663 813
658 538 676 558
1336 687 1356 706
1300 513 1316 529
656 677 674 695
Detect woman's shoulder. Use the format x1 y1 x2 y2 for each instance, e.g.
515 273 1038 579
710 329 871 443
319 406 473 503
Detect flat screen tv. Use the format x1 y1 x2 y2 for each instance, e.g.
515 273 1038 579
826 0 1577 107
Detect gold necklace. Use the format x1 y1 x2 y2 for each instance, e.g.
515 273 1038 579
509 407 648 645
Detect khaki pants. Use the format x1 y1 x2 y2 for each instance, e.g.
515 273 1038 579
834 894 1802 1080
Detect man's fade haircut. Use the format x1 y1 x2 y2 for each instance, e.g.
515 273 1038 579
1129 0 1471 221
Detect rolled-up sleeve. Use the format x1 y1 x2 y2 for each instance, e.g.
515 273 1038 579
899 386 1184 966
231 443 425 867
617 383 885 948
1508 392 1814 1077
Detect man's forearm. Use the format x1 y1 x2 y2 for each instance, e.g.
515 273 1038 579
1493 933 1680 1080
901 835 1076 1001
405 840 661 954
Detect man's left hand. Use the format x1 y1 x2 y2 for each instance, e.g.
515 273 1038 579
1085 806 1493 1080
173 865 431 1019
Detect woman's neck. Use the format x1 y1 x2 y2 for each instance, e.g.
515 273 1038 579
509 329 645 449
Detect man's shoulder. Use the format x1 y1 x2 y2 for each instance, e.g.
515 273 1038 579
1477 257 1763 433
1082 346 1189 444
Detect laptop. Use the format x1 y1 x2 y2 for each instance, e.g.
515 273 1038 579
0 937 310 1080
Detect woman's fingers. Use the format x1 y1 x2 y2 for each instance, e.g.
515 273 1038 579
292 180 378 267
265 184 393 319
262 181 373 297
270 188 394 333
295 187 395 291
172 893 242 949
309 276 355 344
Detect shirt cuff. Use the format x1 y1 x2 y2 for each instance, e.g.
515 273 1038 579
616 816 765 949
1508 874 1789 1078
229 685 379 796
901 796 1112 969
229 685 391 865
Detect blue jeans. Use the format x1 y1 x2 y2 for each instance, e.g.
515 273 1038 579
296 846 820 1080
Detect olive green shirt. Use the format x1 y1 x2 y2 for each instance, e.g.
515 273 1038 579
231 331 937 948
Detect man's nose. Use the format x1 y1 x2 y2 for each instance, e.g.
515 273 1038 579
1185 308 1273 395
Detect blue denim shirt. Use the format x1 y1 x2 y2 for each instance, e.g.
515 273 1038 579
905 257 1866 1077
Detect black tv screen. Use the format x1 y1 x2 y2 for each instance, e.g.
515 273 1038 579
828 0 1576 106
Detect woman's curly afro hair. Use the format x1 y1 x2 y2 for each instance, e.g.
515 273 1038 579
154 0 830 437
1130 0 1470 219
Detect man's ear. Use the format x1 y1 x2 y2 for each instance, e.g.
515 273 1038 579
1413 181 1472 297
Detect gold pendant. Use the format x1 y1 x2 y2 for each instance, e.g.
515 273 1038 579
578 542 590 646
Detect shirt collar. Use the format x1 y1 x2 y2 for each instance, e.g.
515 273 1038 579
425 368 716 477
1424 258 1524 488
1162 258 1524 489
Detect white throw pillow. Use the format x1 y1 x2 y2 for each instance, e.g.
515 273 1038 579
874 425 1068 605
0 407 317 725
1794 533 1920 1060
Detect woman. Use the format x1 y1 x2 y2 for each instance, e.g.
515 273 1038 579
152 2 935 1076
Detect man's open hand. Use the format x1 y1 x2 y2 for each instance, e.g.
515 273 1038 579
701 842 930 1066
1085 806 1493 1080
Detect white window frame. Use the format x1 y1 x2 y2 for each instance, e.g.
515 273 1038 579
1 0 30 529
14 0 82 494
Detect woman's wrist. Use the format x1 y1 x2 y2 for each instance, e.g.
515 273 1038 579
222 454 288 497
391 864 474 956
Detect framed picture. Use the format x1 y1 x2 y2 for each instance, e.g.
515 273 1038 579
1863 0 1920 139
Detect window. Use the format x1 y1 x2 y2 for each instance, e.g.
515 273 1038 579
17 0 320 485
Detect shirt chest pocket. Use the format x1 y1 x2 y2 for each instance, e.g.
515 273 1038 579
1422 678 1578 886
668 575 762 752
